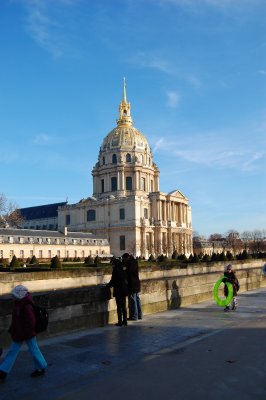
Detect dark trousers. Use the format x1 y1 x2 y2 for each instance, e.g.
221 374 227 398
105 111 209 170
115 296 127 323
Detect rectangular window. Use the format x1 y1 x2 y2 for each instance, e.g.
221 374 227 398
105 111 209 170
39 250 43 258
120 208 125 220
20 250 24 258
87 209 96 221
101 179 104 193
57 250 60 258
120 235 126 251
10 250 14 258
151 179 154 192
0 250 3 258
111 177 117 191
30 250 33 257
126 176 132 190
144 208 148 219
66 214 71 225
141 177 146 191
48 250 52 259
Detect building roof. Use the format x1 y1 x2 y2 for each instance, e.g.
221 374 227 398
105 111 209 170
0 227 105 241
20 202 67 220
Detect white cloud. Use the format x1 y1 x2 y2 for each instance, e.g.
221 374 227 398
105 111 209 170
152 138 165 154
23 0 75 57
187 75 203 89
127 52 176 75
150 129 265 171
166 90 181 108
33 134 54 145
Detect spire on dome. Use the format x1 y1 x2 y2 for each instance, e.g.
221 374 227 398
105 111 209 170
117 78 133 127
123 77 127 102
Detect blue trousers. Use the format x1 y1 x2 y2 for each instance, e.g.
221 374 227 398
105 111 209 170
128 293 142 320
0 337 47 374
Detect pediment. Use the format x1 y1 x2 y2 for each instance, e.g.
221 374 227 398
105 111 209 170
167 190 187 200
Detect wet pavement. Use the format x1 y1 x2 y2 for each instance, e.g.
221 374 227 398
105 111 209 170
1 288 266 400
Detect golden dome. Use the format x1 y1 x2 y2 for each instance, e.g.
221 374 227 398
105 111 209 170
100 79 151 154
101 126 150 152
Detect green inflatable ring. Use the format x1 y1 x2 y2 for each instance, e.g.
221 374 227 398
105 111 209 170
213 276 233 307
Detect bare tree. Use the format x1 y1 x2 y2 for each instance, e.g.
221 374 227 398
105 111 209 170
225 230 242 256
209 233 223 241
0 193 24 228
249 229 264 253
241 230 252 251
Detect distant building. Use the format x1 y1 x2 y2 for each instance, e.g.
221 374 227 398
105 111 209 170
20 202 67 231
58 81 193 257
0 227 110 262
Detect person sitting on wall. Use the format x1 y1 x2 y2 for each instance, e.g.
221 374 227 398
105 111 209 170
122 253 142 321
107 258 128 327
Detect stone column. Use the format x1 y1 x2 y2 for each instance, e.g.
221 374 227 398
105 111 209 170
121 169 125 190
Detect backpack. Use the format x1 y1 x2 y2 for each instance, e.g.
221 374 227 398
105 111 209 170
27 301 49 333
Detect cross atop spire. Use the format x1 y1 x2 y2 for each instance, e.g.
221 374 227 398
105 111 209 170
117 78 133 127
123 77 127 102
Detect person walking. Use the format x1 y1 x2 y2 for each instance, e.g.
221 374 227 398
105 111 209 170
0 285 47 382
223 264 239 311
107 258 128 326
122 253 142 321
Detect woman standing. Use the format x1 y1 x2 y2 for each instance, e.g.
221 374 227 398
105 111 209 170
0 285 47 382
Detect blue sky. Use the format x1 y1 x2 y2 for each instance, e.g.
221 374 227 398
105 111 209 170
1 0 266 238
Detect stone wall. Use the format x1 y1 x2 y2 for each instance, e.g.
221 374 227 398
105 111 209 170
0 260 265 346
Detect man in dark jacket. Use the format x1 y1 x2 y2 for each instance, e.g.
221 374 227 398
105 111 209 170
107 258 128 326
122 253 142 321
0 285 47 382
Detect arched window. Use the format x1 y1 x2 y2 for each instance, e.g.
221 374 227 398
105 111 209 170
126 176 132 190
111 177 117 191
126 153 131 163
102 156 105 165
112 154 117 164
141 177 146 191
87 209 96 221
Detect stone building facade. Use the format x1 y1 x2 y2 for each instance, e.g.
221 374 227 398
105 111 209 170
0 228 110 262
58 81 193 258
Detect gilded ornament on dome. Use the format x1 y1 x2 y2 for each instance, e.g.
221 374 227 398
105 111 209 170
112 137 119 146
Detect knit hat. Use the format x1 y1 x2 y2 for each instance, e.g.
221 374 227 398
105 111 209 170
11 285 28 299
226 264 232 271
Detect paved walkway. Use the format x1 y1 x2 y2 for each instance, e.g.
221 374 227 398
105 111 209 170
1 288 266 400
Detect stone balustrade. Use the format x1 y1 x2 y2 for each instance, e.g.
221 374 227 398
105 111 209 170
0 260 265 346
